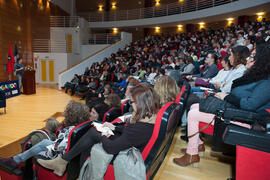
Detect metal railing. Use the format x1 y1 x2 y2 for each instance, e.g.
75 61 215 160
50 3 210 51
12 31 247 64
89 33 121 44
50 16 80 27
78 0 236 22
33 39 67 53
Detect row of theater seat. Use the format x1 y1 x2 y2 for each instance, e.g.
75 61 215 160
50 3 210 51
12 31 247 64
198 104 270 180
3 85 269 180
0 85 189 180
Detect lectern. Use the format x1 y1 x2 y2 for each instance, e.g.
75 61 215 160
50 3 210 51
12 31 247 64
22 70 36 94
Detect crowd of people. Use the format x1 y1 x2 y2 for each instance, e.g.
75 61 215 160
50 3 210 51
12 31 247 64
0 17 270 179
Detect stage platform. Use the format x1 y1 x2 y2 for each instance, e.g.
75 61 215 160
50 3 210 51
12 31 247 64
0 85 80 157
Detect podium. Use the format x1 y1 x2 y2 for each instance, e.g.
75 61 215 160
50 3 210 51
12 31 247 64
22 70 36 94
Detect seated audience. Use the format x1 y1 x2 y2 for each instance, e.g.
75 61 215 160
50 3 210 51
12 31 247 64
190 54 232 95
175 57 186 71
216 46 250 93
64 74 79 95
180 56 195 75
173 44 270 167
37 84 160 176
186 52 219 80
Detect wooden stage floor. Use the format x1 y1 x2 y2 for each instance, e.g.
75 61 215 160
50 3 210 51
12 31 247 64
0 85 233 180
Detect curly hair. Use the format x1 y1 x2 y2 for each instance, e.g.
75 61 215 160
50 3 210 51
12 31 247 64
154 76 180 105
243 44 270 82
62 100 90 127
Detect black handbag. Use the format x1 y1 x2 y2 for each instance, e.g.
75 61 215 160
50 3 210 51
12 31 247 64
212 111 234 152
199 94 236 114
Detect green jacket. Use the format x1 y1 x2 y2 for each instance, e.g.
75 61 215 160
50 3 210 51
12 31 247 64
21 130 56 151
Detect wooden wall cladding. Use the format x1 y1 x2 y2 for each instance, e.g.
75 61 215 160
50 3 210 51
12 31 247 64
0 0 68 81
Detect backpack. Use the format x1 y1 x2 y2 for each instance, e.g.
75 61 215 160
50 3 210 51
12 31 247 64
79 143 113 180
114 147 146 180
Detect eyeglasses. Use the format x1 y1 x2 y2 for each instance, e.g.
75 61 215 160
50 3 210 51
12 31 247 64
248 54 255 59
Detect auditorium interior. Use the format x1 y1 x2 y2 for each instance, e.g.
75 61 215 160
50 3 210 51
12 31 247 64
0 0 270 180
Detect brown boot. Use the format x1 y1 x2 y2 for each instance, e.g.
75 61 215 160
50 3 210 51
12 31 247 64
37 156 68 176
180 144 205 157
173 153 200 167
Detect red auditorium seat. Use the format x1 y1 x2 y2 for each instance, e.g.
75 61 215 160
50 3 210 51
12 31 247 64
102 108 122 123
199 122 214 135
35 102 179 180
175 85 186 104
235 146 270 180
223 107 270 180
103 101 180 180
120 99 131 115
0 129 51 180
36 121 92 180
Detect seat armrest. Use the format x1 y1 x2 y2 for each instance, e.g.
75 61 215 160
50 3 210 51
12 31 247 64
222 108 261 125
0 166 23 176
223 125 270 153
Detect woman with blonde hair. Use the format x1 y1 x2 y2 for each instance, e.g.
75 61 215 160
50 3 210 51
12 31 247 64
154 76 180 105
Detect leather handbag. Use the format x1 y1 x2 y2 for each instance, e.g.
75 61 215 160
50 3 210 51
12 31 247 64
195 78 210 87
199 94 236 114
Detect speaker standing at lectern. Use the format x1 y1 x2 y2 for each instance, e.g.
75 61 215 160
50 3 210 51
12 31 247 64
14 57 24 90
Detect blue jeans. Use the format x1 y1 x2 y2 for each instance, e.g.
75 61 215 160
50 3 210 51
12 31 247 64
190 87 204 94
190 87 205 99
17 74 22 90
13 139 53 164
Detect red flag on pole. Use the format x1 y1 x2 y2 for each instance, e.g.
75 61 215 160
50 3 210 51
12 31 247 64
7 43 15 74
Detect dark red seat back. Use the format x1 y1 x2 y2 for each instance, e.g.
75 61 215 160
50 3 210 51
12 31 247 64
102 107 122 123
121 99 131 115
166 105 180 135
175 85 186 104
104 102 177 180
236 146 270 180
36 121 92 180
65 121 92 152
142 102 180 178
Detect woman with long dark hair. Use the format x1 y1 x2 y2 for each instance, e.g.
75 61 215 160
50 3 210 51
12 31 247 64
173 44 270 167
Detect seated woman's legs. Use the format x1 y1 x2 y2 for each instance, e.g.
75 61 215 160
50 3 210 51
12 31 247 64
14 139 52 164
62 127 102 166
37 127 102 174
174 104 215 167
186 104 214 155
181 94 200 127
0 139 52 170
